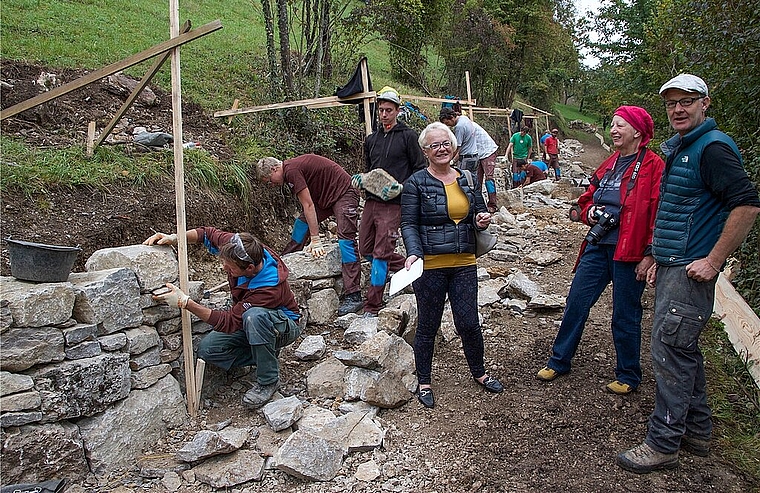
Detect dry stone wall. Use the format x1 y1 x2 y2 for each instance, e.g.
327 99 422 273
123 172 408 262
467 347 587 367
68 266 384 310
0 245 192 484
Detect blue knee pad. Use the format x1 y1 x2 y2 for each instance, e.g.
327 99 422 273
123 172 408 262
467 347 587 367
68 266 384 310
485 180 496 194
370 258 389 287
291 218 309 244
338 239 358 263
555 168 561 178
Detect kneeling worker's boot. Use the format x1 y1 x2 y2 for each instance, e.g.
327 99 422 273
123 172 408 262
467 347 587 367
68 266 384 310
242 380 279 409
337 292 363 316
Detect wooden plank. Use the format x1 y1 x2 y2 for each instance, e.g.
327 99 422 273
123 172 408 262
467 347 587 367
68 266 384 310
213 92 375 118
401 94 476 106
713 273 760 389
86 121 96 157
93 20 192 148
513 100 553 116
1 20 223 121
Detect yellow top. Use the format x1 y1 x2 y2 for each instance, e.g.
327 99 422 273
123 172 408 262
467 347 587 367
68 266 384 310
424 179 477 269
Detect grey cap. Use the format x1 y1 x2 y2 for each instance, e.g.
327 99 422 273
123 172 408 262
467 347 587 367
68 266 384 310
659 74 708 96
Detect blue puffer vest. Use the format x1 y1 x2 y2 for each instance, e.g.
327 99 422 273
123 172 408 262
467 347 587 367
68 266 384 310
652 118 742 265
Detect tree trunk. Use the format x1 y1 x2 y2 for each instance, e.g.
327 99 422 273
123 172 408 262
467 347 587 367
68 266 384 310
277 0 294 98
261 0 280 100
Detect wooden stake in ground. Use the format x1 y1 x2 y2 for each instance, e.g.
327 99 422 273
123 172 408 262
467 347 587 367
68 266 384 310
465 71 474 121
168 0 198 416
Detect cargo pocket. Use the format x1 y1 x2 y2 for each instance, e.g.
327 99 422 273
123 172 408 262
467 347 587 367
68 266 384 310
660 300 707 349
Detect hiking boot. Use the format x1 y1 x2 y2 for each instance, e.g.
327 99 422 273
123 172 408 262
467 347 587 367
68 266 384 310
242 380 279 409
617 443 679 474
681 435 710 457
536 366 561 381
337 292 363 316
606 380 635 395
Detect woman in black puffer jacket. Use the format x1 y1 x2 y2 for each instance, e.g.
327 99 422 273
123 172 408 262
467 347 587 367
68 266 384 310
400 122 504 409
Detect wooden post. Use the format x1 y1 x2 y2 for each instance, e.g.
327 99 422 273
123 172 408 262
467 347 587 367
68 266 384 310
169 0 198 416
465 71 474 121
86 121 96 157
227 99 239 124
360 58 372 136
195 358 206 406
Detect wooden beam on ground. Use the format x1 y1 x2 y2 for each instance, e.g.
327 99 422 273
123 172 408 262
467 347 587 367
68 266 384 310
0 20 222 121
713 273 760 389
93 20 192 149
213 92 375 118
168 0 198 416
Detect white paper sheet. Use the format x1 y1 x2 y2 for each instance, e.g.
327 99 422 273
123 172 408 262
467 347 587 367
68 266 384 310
388 260 423 296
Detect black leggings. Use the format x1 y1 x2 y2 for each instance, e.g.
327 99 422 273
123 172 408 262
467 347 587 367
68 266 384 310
412 265 485 385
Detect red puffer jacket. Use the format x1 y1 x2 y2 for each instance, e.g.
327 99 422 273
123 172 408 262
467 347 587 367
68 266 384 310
575 148 664 265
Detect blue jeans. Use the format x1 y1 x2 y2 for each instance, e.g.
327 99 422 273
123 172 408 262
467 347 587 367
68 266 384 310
645 265 714 453
197 307 300 385
412 265 485 385
546 243 645 387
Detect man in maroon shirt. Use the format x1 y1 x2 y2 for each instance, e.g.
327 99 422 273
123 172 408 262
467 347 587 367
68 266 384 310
144 227 301 409
516 160 547 187
257 154 363 316
543 128 561 181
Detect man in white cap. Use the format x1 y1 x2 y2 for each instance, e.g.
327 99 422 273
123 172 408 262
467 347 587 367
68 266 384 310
617 74 760 473
355 86 426 316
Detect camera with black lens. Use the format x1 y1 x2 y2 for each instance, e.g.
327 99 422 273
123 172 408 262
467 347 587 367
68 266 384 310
585 208 619 245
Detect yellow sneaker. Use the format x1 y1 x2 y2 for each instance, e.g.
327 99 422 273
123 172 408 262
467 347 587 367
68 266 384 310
606 380 634 395
536 367 560 381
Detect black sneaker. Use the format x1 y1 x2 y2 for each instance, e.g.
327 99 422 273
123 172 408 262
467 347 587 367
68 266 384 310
337 292 363 316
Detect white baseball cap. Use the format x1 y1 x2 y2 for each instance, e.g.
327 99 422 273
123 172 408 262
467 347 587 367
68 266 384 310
659 74 709 96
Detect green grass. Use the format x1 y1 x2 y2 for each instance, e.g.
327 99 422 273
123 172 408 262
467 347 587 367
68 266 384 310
0 135 251 199
702 320 760 484
553 103 600 125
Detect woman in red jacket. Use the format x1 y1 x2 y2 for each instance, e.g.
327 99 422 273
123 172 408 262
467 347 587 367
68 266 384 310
536 106 664 394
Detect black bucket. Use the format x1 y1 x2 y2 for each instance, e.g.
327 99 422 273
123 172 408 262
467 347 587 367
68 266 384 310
5 238 81 283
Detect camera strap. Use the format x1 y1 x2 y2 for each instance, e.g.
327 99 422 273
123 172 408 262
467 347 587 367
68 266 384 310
625 148 647 193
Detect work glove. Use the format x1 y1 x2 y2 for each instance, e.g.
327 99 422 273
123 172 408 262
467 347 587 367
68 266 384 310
153 283 189 309
143 232 178 246
380 182 403 201
350 173 364 190
305 236 327 259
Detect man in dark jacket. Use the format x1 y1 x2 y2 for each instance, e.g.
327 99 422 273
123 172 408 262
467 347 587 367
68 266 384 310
144 227 301 409
617 74 760 474
355 86 426 316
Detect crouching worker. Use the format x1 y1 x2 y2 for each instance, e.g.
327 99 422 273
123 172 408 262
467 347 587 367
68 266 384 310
256 155 363 317
144 227 302 409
